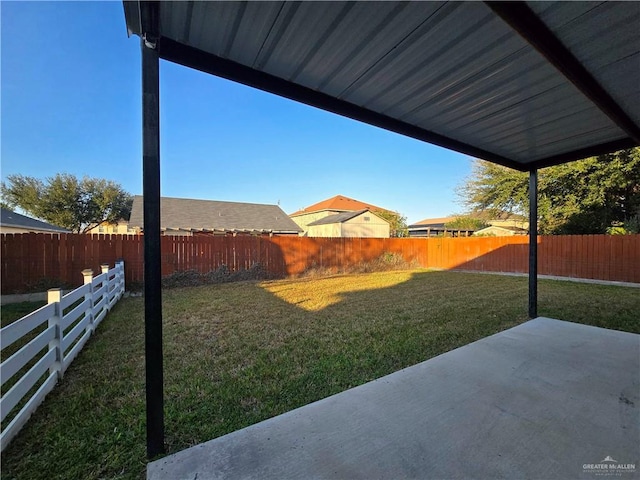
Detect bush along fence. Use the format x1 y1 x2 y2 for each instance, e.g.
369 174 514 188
0 261 125 452
1 234 639 293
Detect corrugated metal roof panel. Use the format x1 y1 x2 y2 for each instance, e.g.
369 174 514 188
290 3 408 90
257 3 351 78
369 17 526 118
124 1 639 169
336 2 464 105
227 2 284 67
294 2 444 97
528 1 640 125
354 1 625 163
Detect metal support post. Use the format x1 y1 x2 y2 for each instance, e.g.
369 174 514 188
528 169 538 318
142 9 164 457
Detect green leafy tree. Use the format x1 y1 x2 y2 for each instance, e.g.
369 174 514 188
458 148 640 234
1 173 133 233
444 216 488 231
374 210 409 237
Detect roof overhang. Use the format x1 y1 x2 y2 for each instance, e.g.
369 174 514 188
124 1 639 171
160 227 299 235
0 224 69 234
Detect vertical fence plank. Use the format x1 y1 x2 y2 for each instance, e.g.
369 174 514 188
58 234 67 285
590 234 598 281
24 233 33 290
584 234 592 280
542 235 552 277
625 235 632 282
593 235 602 281
601 235 609 281
590 234 598 280
611 235 622 281
628 235 640 282
3 235 17 292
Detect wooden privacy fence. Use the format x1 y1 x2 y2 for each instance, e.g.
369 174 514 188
1 233 143 294
0 261 125 451
1 233 639 293
425 235 640 282
0 235 429 292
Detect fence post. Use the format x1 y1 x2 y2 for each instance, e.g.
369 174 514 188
117 260 126 296
101 264 110 312
82 269 94 333
47 288 63 380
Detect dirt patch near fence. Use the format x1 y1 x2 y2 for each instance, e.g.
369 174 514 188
299 251 420 278
160 252 419 289
161 263 277 289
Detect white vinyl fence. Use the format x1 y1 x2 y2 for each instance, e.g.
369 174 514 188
0 261 125 452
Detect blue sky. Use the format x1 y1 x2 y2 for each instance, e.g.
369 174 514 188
1 1 474 224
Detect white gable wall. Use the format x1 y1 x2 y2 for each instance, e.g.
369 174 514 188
291 210 343 235
342 212 389 238
306 211 390 238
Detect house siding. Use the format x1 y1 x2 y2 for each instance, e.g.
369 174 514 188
306 211 390 238
291 210 342 235
488 219 529 230
474 226 527 236
306 223 343 237
342 213 389 237
86 222 134 235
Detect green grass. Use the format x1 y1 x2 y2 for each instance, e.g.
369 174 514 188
1 270 638 479
1 301 47 327
1 301 50 401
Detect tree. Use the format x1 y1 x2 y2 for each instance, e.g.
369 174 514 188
444 216 488 231
1 173 133 233
458 148 640 234
374 210 409 237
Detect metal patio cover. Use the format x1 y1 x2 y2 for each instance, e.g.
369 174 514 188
122 1 640 459
123 1 639 170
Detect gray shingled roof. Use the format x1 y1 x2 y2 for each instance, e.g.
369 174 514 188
0 208 69 233
307 209 377 226
129 196 302 233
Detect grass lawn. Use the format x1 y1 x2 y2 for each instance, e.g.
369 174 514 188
1 301 47 326
1 301 49 401
1 270 638 479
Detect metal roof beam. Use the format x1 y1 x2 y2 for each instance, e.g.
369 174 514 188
486 1 640 145
157 36 524 171
527 137 637 170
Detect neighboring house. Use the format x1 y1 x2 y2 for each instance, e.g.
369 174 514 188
86 219 135 235
0 208 70 234
290 195 393 236
473 225 528 236
409 212 529 237
306 209 390 238
128 196 302 236
408 217 471 237
475 211 529 230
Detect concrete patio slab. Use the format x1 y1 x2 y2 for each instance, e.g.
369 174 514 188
148 318 639 480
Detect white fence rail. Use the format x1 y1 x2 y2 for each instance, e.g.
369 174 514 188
0 261 125 452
